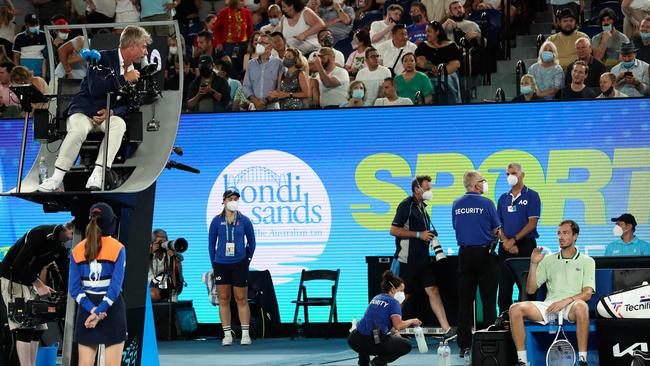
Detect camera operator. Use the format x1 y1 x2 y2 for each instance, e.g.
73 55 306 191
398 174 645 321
0 222 73 366
38 25 152 192
149 229 184 302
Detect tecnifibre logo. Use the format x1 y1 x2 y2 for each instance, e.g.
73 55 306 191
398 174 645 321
207 150 331 284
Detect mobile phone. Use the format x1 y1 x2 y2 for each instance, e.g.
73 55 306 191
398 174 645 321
624 71 633 77
201 83 208 87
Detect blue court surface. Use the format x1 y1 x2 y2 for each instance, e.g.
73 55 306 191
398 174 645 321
158 337 469 366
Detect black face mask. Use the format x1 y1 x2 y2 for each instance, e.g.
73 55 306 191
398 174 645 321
199 65 212 78
451 15 464 22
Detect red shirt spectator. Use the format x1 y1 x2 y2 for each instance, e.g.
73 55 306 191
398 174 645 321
213 0 254 48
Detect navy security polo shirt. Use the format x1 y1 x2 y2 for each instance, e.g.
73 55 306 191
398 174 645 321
452 192 500 246
497 186 541 239
392 196 431 265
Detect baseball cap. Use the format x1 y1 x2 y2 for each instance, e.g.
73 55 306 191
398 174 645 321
53 18 71 33
223 189 240 200
90 202 117 236
199 54 214 65
611 213 637 228
557 8 577 20
25 13 39 26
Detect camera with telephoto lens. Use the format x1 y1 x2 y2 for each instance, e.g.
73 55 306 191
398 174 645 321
156 238 188 253
7 293 66 327
426 229 446 262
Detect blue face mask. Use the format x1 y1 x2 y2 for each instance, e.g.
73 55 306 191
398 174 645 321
29 27 39 34
602 24 612 32
541 51 554 63
640 32 650 40
352 88 364 99
520 85 533 95
622 59 636 69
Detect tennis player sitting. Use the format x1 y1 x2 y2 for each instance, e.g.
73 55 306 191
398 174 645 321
509 220 595 366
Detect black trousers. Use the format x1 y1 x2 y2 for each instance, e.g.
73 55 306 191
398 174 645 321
347 329 412 366
457 245 499 350
497 237 537 311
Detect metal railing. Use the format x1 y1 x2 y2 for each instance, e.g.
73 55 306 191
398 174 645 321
515 59 527 96
495 88 506 102
436 63 449 105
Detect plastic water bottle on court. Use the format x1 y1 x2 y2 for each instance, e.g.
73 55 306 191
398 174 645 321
463 348 472 365
442 341 451 366
414 326 428 353
296 318 304 338
38 157 48 184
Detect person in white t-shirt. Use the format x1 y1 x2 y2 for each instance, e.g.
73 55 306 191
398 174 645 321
376 24 417 75
308 28 345 67
370 4 403 45
374 77 414 106
355 46 391 104
314 46 350 107
623 0 650 37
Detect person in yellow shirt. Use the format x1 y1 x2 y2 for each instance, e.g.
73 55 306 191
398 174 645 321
547 8 588 70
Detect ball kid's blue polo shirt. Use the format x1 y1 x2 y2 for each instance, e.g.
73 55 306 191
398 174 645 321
497 186 541 239
452 192 500 246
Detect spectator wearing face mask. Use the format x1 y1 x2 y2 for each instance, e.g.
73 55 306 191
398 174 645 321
243 33 284 110
623 0 650 38
313 46 349 107
374 77 413 106
242 31 262 73
268 47 310 109
593 8 630 69
261 4 283 34
395 52 433 104
631 16 650 63
547 9 588 70
611 42 649 96
340 80 371 107
528 41 565 100
558 60 596 99
13 13 47 78
370 4 402 45
319 0 354 44
345 29 371 75
407 2 429 45
596 72 629 98
347 270 418 366
512 74 543 102
308 28 345 67
356 46 391 104
605 213 650 256
187 55 231 112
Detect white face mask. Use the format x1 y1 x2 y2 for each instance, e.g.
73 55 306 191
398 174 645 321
394 291 405 304
507 174 518 187
169 46 178 55
255 44 266 55
422 190 433 201
58 32 69 40
226 200 239 212
613 225 625 237
482 181 489 194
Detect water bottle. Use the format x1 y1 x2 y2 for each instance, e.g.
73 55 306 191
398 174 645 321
296 318 304 338
437 342 445 365
414 326 428 353
442 341 451 366
38 156 48 184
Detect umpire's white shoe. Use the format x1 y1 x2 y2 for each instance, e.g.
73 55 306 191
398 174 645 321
37 177 63 192
85 170 103 190
222 331 233 346
240 333 252 345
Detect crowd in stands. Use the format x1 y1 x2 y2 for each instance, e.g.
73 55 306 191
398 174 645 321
0 0 648 116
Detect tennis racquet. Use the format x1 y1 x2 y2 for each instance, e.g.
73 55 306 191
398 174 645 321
546 310 576 366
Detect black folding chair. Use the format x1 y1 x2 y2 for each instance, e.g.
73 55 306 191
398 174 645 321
291 269 340 339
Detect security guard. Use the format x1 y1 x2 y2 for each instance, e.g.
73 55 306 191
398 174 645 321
452 170 500 355
496 163 541 311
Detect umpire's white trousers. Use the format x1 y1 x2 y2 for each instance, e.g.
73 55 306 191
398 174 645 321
55 113 126 171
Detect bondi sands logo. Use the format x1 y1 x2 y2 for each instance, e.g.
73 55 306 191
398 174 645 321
207 150 331 284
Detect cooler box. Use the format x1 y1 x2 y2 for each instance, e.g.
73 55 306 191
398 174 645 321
471 329 517 366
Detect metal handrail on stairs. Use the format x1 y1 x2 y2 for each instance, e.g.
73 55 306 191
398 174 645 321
495 88 506 102
436 63 449 105
515 60 527 96
536 34 546 55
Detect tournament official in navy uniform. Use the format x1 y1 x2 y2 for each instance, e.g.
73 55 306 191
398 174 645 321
452 170 501 355
496 163 541 312
389 175 455 339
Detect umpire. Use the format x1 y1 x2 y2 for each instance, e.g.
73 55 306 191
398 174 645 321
452 171 500 356
496 163 540 312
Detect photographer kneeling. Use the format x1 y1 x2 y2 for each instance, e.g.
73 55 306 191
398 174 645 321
348 270 420 366
0 223 73 366
149 229 186 302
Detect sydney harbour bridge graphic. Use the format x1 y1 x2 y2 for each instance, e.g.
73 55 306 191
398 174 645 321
225 166 289 190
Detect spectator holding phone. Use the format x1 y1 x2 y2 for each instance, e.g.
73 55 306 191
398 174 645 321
611 42 649 97
187 55 231 112
370 4 403 45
